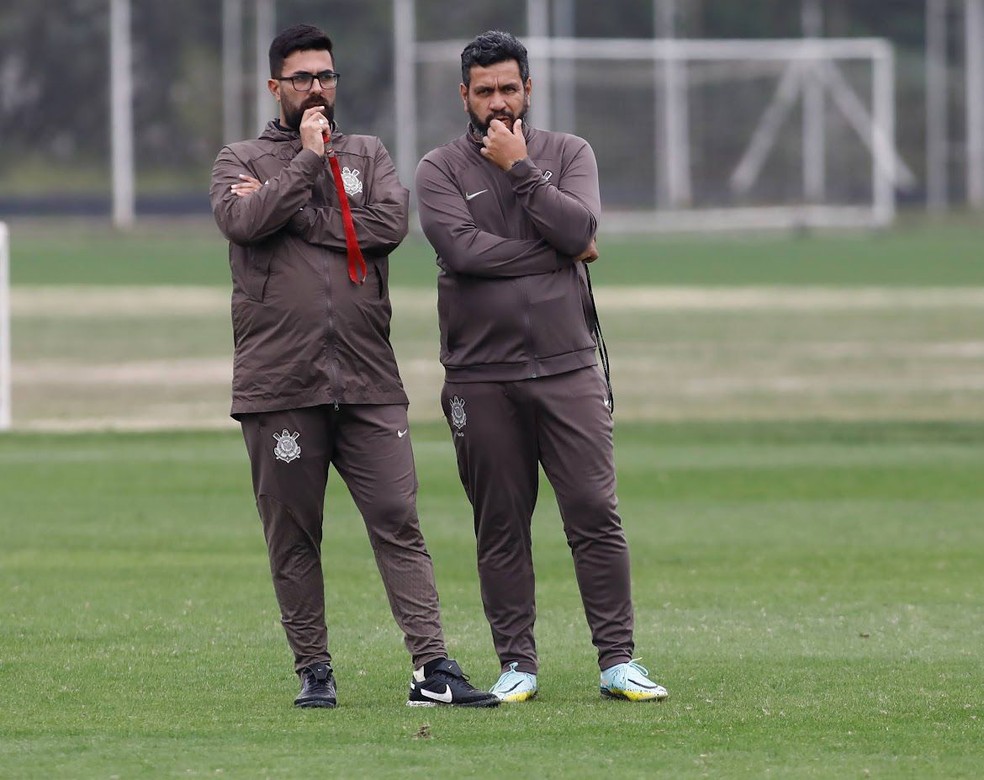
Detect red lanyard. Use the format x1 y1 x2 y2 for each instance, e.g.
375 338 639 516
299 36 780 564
324 136 367 285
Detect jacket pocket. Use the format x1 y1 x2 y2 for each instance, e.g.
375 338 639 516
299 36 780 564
231 244 273 302
528 271 596 358
374 261 388 299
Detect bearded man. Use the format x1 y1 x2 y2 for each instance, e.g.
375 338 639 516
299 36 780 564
209 23 498 710
414 29 669 705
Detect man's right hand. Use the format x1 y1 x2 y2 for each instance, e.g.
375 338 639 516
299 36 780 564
575 238 599 263
300 107 329 157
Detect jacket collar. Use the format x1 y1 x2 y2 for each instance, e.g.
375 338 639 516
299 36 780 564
259 118 340 143
466 120 533 147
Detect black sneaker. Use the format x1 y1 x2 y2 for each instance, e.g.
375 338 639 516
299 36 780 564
294 662 337 708
406 658 500 708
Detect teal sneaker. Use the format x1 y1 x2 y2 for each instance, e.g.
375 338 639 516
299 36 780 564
489 662 538 702
600 659 668 702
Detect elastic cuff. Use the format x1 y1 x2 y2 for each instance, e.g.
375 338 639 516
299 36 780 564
505 157 536 180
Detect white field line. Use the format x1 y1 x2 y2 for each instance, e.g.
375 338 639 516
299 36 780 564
594 287 984 310
10 284 984 430
17 343 984 387
12 286 230 317
11 280 984 390
11 285 984 317
24 416 239 433
619 340 984 358
16 358 232 385
13 358 435 386
630 371 984 395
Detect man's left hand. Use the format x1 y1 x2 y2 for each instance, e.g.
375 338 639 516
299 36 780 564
481 118 528 171
575 238 599 264
230 174 262 197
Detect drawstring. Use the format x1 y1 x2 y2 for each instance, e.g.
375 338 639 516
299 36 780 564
584 265 614 413
324 134 367 285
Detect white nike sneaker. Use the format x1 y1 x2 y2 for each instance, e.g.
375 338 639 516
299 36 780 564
406 658 499 708
489 662 538 702
599 659 669 702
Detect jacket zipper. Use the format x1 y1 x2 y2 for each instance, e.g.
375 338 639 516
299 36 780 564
520 276 538 378
322 161 340 408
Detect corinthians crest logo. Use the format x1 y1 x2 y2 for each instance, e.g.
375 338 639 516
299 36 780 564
272 429 301 463
449 395 467 435
341 166 362 197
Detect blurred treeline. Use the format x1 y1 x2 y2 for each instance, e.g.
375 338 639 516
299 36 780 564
0 0 966 209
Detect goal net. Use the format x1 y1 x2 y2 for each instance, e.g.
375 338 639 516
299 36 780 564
404 36 909 232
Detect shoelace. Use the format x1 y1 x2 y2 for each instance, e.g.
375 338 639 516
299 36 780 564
323 132 367 285
606 658 649 685
493 663 528 687
434 668 470 683
492 662 536 693
303 665 331 684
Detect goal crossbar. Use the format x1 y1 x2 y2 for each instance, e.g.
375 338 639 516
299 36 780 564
402 36 899 231
415 36 893 63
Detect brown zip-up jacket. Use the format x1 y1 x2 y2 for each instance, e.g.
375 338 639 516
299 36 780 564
210 120 409 416
415 124 601 382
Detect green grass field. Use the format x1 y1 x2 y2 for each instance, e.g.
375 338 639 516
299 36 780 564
2 217 984 777
8 216 984 428
1 422 982 778
8 213 984 287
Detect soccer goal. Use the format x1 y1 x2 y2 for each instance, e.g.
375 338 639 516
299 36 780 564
400 35 910 232
0 221 10 430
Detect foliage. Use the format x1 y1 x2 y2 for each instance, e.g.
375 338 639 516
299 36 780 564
0 0 964 201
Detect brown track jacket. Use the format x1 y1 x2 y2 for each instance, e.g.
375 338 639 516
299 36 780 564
210 121 409 416
415 124 601 382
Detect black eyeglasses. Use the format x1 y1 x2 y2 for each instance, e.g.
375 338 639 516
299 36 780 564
275 70 341 91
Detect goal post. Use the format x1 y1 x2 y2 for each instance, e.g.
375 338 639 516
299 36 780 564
0 221 10 430
400 34 907 232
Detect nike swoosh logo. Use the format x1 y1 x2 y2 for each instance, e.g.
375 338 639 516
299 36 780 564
465 189 488 201
397 429 408 438
420 685 453 703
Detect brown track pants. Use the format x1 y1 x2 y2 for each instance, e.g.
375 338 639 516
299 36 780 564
240 404 447 673
442 366 635 674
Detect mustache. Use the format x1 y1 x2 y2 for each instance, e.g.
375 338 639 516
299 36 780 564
486 111 515 123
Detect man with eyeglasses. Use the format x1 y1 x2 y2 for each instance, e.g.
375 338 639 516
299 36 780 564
209 23 498 710
414 30 670 704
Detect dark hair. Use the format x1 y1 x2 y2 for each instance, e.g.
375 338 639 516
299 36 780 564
269 24 333 77
460 30 529 87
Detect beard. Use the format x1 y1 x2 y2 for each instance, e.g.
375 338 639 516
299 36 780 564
283 95 335 131
468 103 529 136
